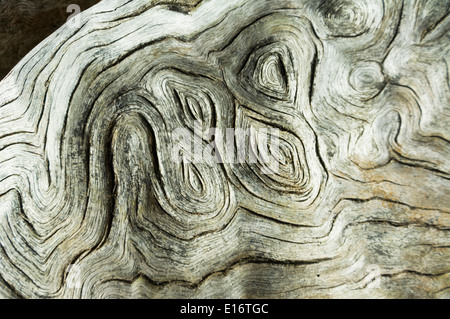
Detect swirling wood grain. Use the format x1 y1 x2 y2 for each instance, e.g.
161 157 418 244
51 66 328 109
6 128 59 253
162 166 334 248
0 0 448 298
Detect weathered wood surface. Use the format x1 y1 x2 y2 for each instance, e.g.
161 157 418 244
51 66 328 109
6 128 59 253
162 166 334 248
0 0 449 299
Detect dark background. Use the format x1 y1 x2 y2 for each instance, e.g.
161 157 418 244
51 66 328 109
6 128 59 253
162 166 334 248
0 0 100 80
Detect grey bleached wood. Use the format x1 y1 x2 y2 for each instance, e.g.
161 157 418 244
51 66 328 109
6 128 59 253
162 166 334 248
0 0 449 299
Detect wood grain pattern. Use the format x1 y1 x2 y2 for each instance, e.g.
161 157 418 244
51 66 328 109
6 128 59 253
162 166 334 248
0 0 448 298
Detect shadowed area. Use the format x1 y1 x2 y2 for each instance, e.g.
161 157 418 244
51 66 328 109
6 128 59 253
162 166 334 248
0 0 100 80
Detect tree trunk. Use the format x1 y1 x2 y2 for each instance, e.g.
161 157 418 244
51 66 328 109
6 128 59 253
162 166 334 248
0 0 448 299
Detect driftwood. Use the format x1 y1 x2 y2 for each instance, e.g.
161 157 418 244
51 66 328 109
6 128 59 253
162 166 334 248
0 0 448 298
